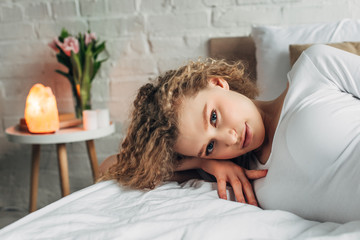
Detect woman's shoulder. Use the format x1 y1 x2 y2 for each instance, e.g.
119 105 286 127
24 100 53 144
289 44 338 82
302 44 355 64
303 44 332 54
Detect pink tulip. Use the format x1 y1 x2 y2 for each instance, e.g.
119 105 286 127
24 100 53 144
85 32 97 46
48 38 59 52
55 37 79 56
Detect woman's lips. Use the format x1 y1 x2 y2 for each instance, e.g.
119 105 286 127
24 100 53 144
242 123 252 149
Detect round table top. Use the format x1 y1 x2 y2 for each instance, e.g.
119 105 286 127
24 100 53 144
5 123 115 144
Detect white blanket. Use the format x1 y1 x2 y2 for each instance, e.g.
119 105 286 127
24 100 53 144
1 180 360 239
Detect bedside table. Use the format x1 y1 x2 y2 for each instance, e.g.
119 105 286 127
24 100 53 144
5 123 115 212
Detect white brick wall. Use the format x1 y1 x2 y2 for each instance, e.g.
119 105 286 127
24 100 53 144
0 0 359 211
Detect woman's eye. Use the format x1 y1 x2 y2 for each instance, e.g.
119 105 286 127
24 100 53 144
206 141 214 156
210 110 217 126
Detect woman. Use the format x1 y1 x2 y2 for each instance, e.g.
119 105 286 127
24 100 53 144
101 45 360 223
99 55 267 205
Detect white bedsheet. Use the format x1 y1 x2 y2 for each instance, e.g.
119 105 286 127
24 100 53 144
1 180 360 240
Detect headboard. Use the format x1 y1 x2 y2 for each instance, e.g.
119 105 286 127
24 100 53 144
208 36 256 81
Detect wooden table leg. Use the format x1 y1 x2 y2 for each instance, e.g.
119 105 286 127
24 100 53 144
86 140 99 182
30 144 40 213
56 143 70 197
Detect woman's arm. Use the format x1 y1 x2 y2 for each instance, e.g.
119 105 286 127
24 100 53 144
100 154 267 206
176 157 267 206
176 157 204 171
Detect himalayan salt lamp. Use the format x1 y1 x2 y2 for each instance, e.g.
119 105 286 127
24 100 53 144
24 83 60 133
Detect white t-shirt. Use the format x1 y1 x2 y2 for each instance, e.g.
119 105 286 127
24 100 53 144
253 45 360 223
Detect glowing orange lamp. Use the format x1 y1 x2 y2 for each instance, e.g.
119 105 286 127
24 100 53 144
24 83 60 133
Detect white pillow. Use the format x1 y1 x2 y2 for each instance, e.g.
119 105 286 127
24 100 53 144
251 19 360 100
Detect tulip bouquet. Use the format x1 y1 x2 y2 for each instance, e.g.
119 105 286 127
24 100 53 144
49 28 107 118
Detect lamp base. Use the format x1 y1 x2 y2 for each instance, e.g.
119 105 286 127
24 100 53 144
19 113 82 132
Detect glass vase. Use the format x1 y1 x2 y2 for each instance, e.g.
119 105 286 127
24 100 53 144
72 85 92 119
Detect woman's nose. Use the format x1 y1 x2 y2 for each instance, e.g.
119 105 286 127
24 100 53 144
220 128 238 146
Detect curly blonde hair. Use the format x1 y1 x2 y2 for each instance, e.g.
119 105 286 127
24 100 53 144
100 58 258 189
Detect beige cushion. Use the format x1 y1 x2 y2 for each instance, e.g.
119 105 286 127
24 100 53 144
209 36 257 81
289 42 360 66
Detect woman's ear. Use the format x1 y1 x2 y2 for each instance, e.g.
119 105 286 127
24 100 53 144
208 77 229 90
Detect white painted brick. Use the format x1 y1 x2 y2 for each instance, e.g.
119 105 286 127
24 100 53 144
79 0 106 17
147 11 209 32
147 26 240 38
109 76 148 100
149 36 207 58
149 36 185 55
108 0 136 14
109 79 149 123
0 22 34 40
0 41 48 62
107 38 134 60
2 77 56 102
0 120 3 136
140 0 171 13
89 16 144 37
106 34 149 62
24 2 51 20
272 0 302 3
109 56 157 77
90 101 107 112
108 100 131 123
348 1 360 18
157 57 190 73
1 99 25 117
90 78 110 102
2 116 22 132
237 0 271 5
213 5 282 27
282 3 350 24
37 20 88 38
1 4 23 22
172 0 206 11
129 33 150 55
53 75 74 101
0 83 4 133
97 61 112 79
183 35 208 55
0 62 52 79
51 0 78 18
204 0 236 7
56 99 75 114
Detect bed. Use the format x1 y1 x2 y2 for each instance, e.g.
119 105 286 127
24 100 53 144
1 180 360 239
2 19 360 239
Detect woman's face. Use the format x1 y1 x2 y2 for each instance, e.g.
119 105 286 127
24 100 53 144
174 78 265 160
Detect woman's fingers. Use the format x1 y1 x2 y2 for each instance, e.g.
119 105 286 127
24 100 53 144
207 160 267 205
217 178 228 200
237 176 258 206
241 169 267 206
229 178 246 203
244 169 268 180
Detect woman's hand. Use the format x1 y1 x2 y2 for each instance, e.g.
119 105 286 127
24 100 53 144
200 159 267 206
